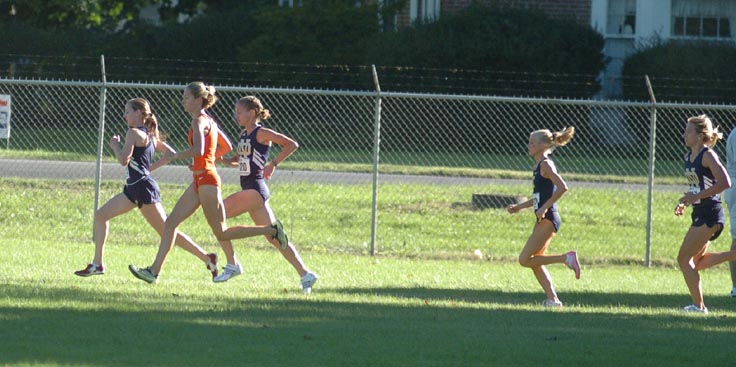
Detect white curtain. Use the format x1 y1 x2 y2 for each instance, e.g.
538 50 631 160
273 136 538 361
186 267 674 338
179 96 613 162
607 0 637 34
672 0 732 16
421 0 440 21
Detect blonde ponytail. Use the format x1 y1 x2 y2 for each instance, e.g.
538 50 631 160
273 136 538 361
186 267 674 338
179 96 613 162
551 126 575 147
186 82 219 110
687 115 722 148
531 126 575 151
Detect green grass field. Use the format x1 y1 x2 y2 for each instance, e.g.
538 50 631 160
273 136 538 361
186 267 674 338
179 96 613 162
0 177 705 262
1 178 735 366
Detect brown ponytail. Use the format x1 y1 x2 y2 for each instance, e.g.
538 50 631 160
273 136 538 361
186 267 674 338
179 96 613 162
237 96 271 121
127 98 163 142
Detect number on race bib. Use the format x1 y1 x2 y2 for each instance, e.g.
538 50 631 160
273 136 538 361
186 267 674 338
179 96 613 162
688 187 703 205
685 170 702 204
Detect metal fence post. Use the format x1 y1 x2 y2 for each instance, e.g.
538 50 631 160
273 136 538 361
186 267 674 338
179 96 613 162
370 65 382 256
93 55 108 240
644 75 658 267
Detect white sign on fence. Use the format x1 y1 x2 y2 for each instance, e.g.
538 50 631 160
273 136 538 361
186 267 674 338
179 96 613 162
0 94 11 139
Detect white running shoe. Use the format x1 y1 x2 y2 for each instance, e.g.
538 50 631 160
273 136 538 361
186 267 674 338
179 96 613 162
565 251 580 279
301 272 318 294
543 299 563 308
213 263 243 283
682 304 708 314
128 265 158 284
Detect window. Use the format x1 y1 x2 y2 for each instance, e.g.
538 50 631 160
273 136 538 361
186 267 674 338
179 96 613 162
672 0 736 39
410 0 440 23
607 0 637 35
278 0 302 7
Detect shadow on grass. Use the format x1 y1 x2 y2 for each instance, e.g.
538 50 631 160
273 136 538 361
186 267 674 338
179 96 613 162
329 286 736 311
0 284 733 367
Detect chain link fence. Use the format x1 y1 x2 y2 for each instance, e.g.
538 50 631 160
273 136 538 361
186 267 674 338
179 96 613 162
2 67 736 264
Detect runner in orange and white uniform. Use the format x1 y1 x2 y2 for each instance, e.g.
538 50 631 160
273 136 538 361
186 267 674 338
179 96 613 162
188 112 221 192
128 82 286 284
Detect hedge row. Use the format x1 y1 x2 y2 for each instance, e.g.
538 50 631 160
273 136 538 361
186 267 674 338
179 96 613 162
622 41 736 104
2 3 605 96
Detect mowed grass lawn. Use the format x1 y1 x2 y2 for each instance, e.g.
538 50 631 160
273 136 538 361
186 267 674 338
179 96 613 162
1 178 735 366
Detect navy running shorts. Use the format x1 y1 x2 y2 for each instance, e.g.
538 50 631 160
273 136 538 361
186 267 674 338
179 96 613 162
691 204 725 241
538 209 561 233
240 178 271 202
123 177 161 208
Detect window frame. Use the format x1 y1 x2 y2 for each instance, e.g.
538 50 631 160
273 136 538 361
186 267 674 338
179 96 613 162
672 15 732 39
606 0 637 36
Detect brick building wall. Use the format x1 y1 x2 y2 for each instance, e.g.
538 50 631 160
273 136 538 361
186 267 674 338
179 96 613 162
394 8 411 29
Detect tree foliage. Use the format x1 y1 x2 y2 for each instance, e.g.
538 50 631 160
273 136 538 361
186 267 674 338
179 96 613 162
0 0 255 31
156 0 259 21
0 0 146 31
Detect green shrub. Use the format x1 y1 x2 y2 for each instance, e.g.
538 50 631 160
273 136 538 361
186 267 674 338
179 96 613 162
0 22 112 82
234 0 380 89
366 3 606 98
361 4 607 153
621 42 736 157
622 41 736 104
240 0 379 65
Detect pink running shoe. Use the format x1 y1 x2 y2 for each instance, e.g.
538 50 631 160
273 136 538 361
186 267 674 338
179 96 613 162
565 251 580 279
206 253 218 279
74 264 104 277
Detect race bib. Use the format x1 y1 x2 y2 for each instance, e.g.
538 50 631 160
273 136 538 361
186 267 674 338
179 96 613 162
239 155 251 176
685 171 701 204
532 192 540 210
